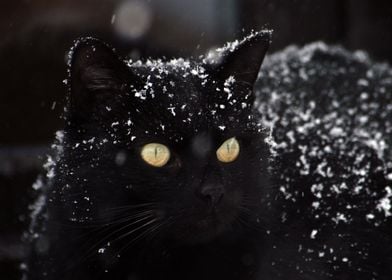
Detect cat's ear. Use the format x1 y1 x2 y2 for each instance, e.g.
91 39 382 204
206 30 272 87
69 37 129 113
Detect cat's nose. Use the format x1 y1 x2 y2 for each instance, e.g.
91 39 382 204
199 184 224 206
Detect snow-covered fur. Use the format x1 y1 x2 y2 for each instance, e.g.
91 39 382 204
24 31 392 280
255 42 392 279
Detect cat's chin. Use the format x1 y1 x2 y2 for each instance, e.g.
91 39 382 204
169 209 239 245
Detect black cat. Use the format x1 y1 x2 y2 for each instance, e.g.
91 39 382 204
255 42 392 279
24 31 392 280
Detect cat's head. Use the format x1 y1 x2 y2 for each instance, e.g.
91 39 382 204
58 31 272 245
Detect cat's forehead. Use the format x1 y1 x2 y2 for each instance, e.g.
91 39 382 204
129 58 208 100
129 59 248 110
119 59 253 139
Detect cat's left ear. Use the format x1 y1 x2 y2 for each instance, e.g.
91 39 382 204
206 30 272 87
69 37 129 114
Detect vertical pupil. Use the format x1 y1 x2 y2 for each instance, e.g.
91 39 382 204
154 146 158 158
226 143 230 153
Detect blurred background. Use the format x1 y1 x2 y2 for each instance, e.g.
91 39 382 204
1 0 392 278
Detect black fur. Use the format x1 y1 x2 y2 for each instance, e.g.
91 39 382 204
255 44 392 279
24 32 392 280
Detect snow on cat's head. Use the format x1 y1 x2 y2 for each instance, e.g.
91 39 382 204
55 31 273 244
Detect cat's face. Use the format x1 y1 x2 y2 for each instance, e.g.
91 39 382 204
59 32 271 245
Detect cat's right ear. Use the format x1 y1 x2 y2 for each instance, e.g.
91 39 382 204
204 30 271 87
68 37 129 114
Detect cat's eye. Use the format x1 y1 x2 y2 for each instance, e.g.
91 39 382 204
216 137 240 163
141 143 171 167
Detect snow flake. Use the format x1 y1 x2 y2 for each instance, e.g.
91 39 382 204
377 187 392 217
218 125 226 131
98 248 105 254
167 107 176 116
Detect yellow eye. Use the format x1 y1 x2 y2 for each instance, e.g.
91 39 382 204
216 137 240 163
141 143 170 167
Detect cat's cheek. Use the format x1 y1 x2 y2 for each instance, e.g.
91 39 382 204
224 188 243 208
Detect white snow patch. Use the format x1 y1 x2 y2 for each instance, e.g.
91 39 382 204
377 187 392 217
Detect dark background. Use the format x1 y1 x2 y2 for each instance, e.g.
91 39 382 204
1 0 392 278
